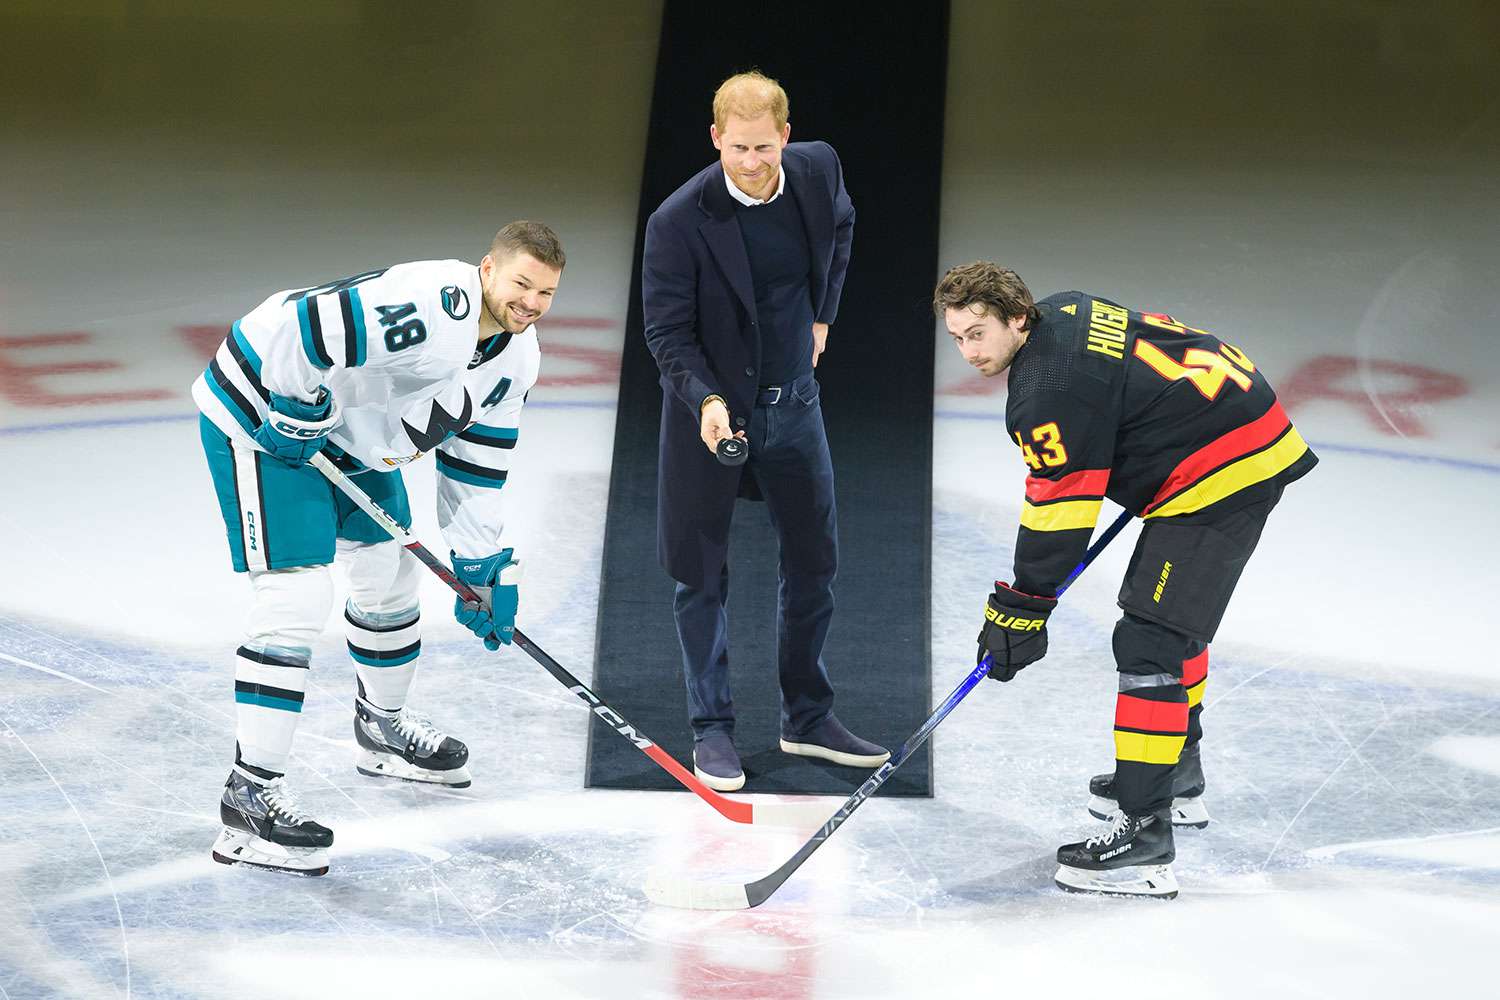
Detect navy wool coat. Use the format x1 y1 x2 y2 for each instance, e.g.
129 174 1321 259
642 141 855 588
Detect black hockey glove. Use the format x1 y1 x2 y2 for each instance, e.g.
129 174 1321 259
978 583 1057 682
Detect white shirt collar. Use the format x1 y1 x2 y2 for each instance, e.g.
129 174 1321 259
723 166 786 207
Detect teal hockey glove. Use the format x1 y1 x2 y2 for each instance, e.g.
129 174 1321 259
254 388 338 467
451 548 521 650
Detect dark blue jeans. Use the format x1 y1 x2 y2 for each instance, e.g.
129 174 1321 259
674 372 838 739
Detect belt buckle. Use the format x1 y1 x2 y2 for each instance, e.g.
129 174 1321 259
764 386 782 405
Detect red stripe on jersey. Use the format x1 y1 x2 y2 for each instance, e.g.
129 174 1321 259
1182 649 1209 687
1114 693 1189 734
1025 468 1111 503
1145 402 1292 514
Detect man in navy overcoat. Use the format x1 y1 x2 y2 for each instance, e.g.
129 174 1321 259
641 71 889 790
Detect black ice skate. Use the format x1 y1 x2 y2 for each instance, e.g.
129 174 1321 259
354 692 472 787
211 768 333 876
1055 809 1178 899
1088 744 1210 828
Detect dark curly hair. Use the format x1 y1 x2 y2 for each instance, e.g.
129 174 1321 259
933 262 1039 330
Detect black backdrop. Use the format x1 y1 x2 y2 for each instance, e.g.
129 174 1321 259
587 1 950 796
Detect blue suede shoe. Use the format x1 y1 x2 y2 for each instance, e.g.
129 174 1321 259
780 714 890 768
692 730 745 791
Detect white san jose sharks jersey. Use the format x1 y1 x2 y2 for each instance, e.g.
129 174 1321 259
191 259 541 558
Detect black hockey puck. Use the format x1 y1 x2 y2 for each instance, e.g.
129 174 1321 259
716 438 747 466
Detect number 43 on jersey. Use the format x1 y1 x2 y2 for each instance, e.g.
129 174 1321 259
1015 421 1068 471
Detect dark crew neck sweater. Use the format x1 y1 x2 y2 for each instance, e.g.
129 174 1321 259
735 192 815 385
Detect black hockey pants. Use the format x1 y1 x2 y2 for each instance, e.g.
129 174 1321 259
1109 489 1280 815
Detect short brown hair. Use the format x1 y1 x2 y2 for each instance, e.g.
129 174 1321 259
713 70 789 131
488 221 566 270
933 262 1038 329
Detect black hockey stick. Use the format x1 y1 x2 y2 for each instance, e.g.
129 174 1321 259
643 506 1135 909
309 453 825 827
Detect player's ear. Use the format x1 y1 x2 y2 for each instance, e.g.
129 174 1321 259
710 123 722 150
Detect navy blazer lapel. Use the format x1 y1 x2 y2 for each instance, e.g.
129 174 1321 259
785 147 834 312
697 168 758 321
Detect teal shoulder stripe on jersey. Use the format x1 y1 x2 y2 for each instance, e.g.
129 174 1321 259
297 297 333 369
436 450 508 489
338 287 368 367
458 424 519 448
230 321 263 376
348 287 368 367
203 363 261 435
234 690 304 713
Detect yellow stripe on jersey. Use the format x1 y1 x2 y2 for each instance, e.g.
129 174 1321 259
1144 427 1310 520
1186 680 1206 708
1020 498 1103 533
1114 731 1187 765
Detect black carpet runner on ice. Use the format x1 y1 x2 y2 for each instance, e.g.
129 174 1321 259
586 2 949 796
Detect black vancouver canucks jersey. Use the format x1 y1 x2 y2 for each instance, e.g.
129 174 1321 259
1005 291 1317 596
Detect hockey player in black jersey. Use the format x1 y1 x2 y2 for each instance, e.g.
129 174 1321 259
935 263 1316 898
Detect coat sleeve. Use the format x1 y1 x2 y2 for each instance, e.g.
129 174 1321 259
815 142 856 326
642 211 720 414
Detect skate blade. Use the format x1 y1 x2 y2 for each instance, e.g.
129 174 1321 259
1169 797 1210 829
1054 863 1178 899
357 749 472 787
1087 795 1210 829
211 828 329 877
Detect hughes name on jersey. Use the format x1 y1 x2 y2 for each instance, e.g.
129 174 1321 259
192 259 539 557
1006 291 1317 596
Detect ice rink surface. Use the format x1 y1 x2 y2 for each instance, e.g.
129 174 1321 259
4 5 1500 998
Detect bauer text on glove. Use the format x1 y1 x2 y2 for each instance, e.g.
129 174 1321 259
978 583 1057 682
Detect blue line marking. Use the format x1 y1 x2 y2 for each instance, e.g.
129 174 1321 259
0 413 204 435
0 401 617 436
7 406 1499 477
1300 440 1500 475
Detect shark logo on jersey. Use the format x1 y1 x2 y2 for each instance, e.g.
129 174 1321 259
441 285 470 321
402 392 474 452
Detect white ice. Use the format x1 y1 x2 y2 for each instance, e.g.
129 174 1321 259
3 4 1500 998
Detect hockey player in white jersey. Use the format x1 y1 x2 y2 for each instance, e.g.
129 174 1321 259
192 221 565 875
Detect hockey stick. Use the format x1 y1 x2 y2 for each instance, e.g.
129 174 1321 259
643 506 1135 909
309 452 824 828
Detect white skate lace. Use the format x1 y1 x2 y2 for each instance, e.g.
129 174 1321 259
262 778 316 825
1085 811 1132 850
393 710 445 754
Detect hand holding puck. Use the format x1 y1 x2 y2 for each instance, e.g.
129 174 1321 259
716 437 747 466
